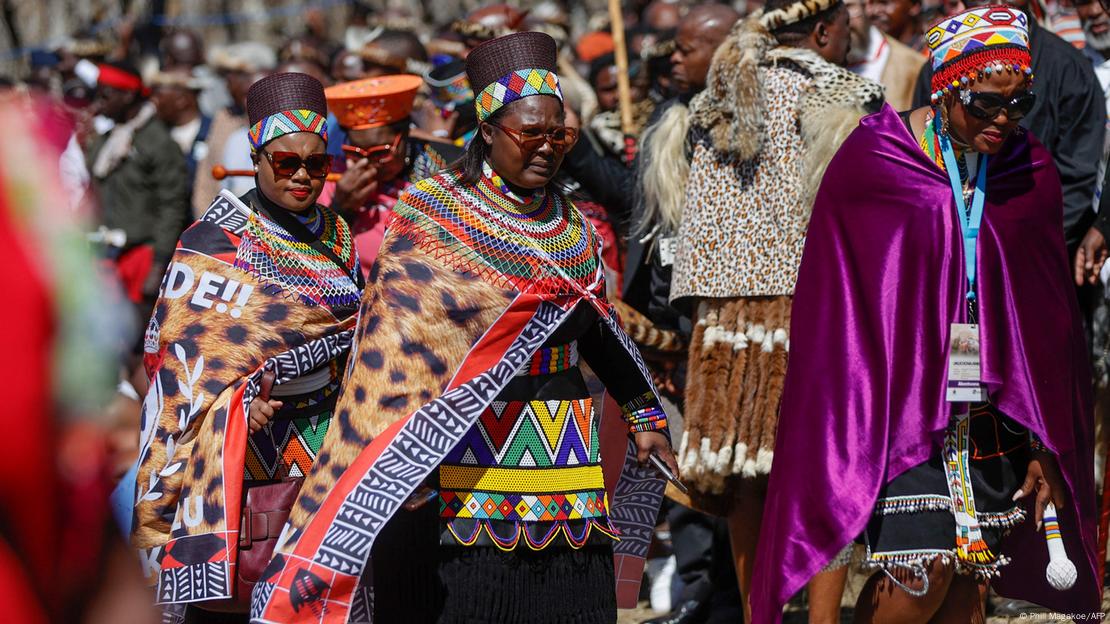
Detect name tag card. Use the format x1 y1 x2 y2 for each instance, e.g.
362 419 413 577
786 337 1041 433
946 323 984 402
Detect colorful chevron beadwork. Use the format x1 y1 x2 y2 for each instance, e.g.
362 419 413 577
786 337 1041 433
475 68 562 121
248 109 329 151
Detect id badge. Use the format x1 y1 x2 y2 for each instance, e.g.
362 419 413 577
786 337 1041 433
658 237 677 267
946 323 984 402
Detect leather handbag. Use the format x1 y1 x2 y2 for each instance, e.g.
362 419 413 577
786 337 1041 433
200 372 304 613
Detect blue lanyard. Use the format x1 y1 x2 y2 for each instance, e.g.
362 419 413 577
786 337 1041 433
937 118 988 302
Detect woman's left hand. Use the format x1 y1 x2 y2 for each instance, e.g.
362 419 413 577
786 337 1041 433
633 430 679 478
1014 451 1068 530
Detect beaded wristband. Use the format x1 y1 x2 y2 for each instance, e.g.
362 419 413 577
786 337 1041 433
622 392 668 433
1029 433 1049 454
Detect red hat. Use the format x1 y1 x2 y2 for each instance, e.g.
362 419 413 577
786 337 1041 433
97 63 148 96
325 74 423 130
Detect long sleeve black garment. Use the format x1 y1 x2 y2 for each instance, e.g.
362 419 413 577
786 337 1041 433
912 21 1106 250
88 117 192 295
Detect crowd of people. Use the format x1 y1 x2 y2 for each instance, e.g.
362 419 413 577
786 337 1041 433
2 0 1110 622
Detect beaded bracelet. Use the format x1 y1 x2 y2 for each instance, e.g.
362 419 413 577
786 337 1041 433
622 392 668 433
1029 433 1049 454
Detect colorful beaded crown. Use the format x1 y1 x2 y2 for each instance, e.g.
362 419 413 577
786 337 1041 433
467 31 563 121
926 6 1032 102
246 72 329 151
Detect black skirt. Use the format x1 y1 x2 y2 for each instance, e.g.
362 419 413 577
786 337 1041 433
371 503 616 624
861 405 1030 578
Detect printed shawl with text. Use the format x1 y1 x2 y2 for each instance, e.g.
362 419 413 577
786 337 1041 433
132 190 359 607
250 170 668 623
750 105 1099 623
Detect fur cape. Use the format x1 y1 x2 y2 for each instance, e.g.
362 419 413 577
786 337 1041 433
689 12 885 207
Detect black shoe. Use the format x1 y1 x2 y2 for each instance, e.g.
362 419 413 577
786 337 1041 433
990 598 1050 617
641 599 708 624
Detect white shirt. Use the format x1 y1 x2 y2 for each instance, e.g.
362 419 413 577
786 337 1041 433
169 116 202 156
848 26 892 85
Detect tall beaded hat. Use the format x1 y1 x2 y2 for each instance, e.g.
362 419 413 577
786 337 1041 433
325 74 423 130
466 31 563 121
426 59 474 112
926 6 1032 103
246 72 329 152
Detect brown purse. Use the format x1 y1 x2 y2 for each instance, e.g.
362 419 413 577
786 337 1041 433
200 372 305 613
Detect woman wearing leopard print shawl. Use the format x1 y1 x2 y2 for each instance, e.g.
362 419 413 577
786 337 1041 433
132 72 362 622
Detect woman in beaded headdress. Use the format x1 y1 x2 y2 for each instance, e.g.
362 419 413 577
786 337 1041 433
248 32 678 624
132 72 363 620
753 6 1101 623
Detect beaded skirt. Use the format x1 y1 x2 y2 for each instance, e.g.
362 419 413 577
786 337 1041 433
860 404 1030 584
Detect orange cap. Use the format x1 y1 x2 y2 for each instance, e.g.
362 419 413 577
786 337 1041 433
325 74 423 130
575 32 614 63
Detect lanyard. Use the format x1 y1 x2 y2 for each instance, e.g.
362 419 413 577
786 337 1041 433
937 117 988 302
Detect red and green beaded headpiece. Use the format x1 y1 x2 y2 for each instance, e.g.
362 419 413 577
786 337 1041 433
926 6 1032 103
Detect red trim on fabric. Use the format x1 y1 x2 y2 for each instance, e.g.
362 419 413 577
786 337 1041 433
97 64 144 92
221 377 249 568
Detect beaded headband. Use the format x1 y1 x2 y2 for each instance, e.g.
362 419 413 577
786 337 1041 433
926 6 1032 102
248 110 329 152
759 0 843 31
475 69 563 121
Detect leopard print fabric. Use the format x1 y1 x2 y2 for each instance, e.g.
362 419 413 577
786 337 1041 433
672 64 812 301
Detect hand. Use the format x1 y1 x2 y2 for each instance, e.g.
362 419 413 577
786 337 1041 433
332 158 379 215
1014 451 1067 530
248 397 283 434
1073 226 1107 286
634 430 679 477
650 360 679 396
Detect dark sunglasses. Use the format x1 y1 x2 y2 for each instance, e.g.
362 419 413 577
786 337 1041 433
262 150 332 178
341 133 402 165
962 91 1036 122
487 122 579 153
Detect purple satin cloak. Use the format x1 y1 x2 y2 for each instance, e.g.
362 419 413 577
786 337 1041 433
750 105 1098 623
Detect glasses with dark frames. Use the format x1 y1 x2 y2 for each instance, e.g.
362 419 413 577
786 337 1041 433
262 150 332 178
486 122 579 153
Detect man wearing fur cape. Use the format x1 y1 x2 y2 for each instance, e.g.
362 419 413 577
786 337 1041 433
667 0 884 619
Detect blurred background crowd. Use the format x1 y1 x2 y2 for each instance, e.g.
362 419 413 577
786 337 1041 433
0 0 1108 622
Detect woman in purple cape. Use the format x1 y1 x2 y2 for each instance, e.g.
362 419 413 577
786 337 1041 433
752 5 1101 623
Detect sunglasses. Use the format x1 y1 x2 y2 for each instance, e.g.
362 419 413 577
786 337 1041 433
961 91 1036 122
262 150 332 178
487 122 579 153
341 133 403 165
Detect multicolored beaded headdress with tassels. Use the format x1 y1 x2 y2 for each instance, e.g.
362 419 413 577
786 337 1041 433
926 6 1032 103
466 31 563 122
245 72 330 152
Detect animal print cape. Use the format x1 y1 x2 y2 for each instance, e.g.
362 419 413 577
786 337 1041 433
250 172 668 623
132 190 359 607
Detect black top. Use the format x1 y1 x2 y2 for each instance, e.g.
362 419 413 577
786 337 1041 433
912 20 1107 251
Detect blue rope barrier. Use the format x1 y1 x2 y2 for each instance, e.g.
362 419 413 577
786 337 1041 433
1 0 357 63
